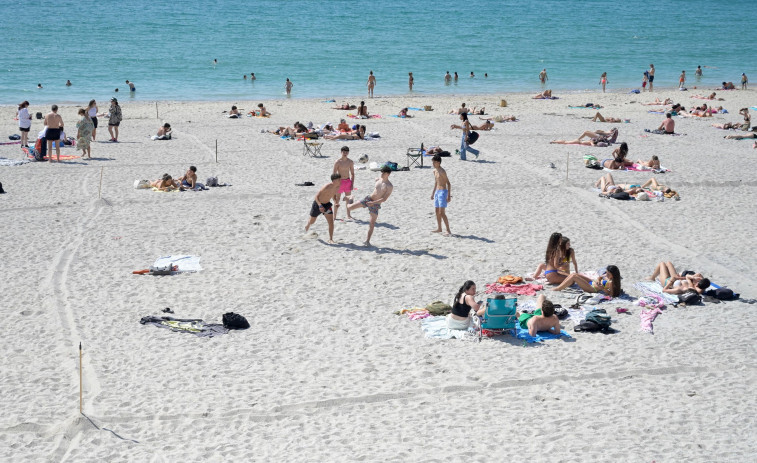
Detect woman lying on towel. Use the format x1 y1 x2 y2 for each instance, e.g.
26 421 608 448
691 92 717 100
595 173 645 195
592 112 624 123
447 280 485 329
324 125 366 140
642 98 673 106
649 261 710 295
636 155 661 170
550 128 618 146
552 265 622 297
150 173 179 191
712 108 750 131
532 89 554 99
472 120 494 131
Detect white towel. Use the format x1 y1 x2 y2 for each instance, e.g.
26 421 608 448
152 255 202 273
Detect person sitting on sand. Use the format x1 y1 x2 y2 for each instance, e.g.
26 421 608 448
517 294 562 337
257 103 270 117
157 123 171 137
337 119 351 132
228 105 240 118
599 142 632 169
178 166 207 191
532 89 553 99
304 173 342 244
324 125 366 140
712 108 750 131
649 261 710 295
150 174 179 191
656 113 675 133
595 173 645 195
446 280 485 330
449 103 469 115
533 235 589 284
552 265 622 297
356 101 369 118
636 155 661 170
397 108 412 118
592 112 623 123
722 82 736 90
642 98 673 106
550 128 618 146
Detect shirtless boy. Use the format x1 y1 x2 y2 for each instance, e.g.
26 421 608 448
179 166 206 190
44 104 64 162
305 173 342 244
367 71 376 98
348 165 393 246
333 146 355 220
430 154 451 235
517 294 561 337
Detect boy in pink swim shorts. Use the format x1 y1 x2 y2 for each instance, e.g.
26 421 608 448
332 146 356 220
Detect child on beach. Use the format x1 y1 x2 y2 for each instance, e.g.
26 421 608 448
304 173 342 244
679 71 686 89
517 294 561 337
430 154 451 236
642 72 648 91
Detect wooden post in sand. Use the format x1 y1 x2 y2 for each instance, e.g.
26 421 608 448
565 153 569 182
98 167 104 199
215 139 218 163
156 102 159 119
79 342 83 414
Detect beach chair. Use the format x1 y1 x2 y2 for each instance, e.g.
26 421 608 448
406 142 424 168
473 294 518 341
303 138 323 157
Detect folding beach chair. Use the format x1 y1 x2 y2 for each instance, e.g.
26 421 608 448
406 142 424 168
303 138 323 157
473 294 518 341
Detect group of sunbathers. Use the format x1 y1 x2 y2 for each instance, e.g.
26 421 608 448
449 103 486 115
595 172 678 199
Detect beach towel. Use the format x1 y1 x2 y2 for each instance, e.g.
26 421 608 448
153 255 203 273
634 281 679 304
0 157 30 166
640 308 662 334
140 316 228 337
407 107 424 111
484 282 543 296
347 114 381 119
420 316 470 339
515 326 571 343
624 163 670 173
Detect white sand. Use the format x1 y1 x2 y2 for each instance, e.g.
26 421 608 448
2 88 757 461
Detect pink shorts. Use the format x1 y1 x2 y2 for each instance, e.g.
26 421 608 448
338 178 352 194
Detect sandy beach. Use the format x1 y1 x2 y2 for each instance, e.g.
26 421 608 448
2 88 756 462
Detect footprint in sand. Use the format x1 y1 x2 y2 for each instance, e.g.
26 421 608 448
303 231 318 239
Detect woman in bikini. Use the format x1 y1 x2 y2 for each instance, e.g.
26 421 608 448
595 173 645 195
551 128 618 146
712 108 750 130
552 265 622 297
636 155 661 170
601 142 632 169
535 235 591 284
599 72 608 92
356 101 369 118
532 89 553 99
649 261 710 295
592 112 622 123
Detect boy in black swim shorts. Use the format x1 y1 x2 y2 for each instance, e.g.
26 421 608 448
304 173 342 244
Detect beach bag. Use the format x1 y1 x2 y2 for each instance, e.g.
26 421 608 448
678 290 702 305
133 179 151 189
466 131 479 145
575 309 612 332
35 112 43 119
222 312 250 330
585 160 601 169
611 191 631 200
425 301 452 316
206 177 218 187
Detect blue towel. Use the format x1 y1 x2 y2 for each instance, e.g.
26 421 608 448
515 326 571 343
407 107 424 111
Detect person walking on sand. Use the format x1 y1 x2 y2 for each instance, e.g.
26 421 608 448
408 72 414 91
285 78 293 96
679 70 686 89
451 112 479 160
742 73 749 90
648 64 655 91
107 97 122 142
348 165 393 246
17 101 32 148
44 104 64 162
539 69 548 85
333 146 355 220
599 72 608 92
367 70 376 98
430 154 451 236
305 173 342 244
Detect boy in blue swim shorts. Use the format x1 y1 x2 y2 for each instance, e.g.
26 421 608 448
430 154 451 235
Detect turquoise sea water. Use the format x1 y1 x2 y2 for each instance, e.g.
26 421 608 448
2 0 754 104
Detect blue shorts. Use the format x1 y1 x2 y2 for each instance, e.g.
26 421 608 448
434 189 448 208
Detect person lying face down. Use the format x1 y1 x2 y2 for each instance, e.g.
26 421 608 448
517 294 562 337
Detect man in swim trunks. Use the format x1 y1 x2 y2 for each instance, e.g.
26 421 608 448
430 154 451 235
658 113 675 134
539 69 548 85
333 146 355 220
305 173 341 244
126 80 136 92
367 71 376 98
43 104 64 163
648 64 655 92
178 166 206 190
517 294 561 337
348 165 393 246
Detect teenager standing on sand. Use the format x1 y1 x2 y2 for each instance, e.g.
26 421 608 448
348 165 393 247
44 105 64 162
367 71 376 98
305 173 341 244
332 146 355 221
430 154 451 236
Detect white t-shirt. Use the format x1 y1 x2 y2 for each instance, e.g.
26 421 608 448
18 107 31 128
88 106 97 118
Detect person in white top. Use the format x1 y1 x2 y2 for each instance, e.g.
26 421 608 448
17 101 32 147
87 99 99 141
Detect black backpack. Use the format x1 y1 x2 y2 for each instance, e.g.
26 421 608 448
678 290 702 305
611 191 631 200
575 309 612 332
466 131 479 145
222 312 250 330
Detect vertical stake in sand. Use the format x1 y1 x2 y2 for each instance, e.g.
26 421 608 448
215 139 218 163
79 342 83 414
98 167 104 199
565 153 569 182
156 102 159 119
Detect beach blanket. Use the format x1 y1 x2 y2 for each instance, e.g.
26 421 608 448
153 255 203 273
140 316 228 337
647 110 665 114
0 157 30 166
484 282 543 296
634 281 679 304
515 326 571 343
420 316 470 339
